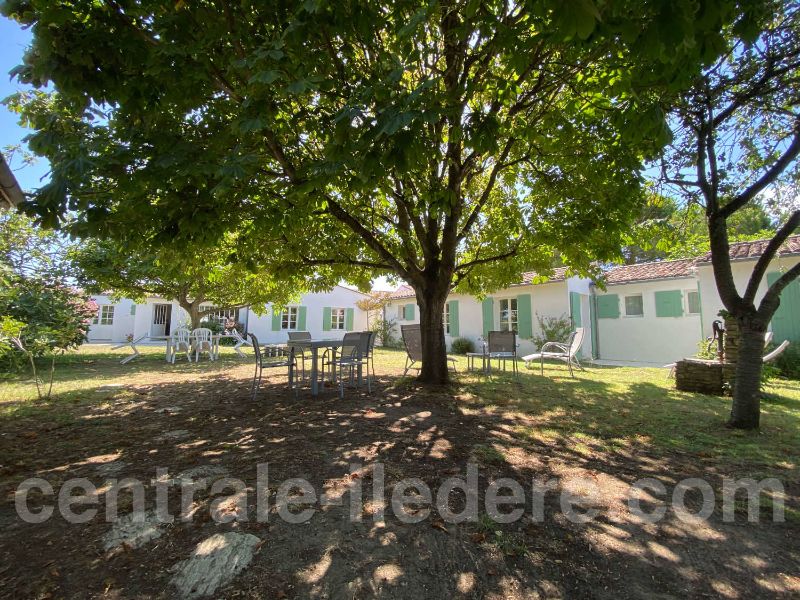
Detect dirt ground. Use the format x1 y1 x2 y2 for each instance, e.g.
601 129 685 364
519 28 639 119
1 359 798 599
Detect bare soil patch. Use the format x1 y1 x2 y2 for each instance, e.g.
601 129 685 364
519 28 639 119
0 360 797 598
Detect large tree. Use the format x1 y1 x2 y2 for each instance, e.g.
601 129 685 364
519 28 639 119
4 0 759 382
661 1 800 429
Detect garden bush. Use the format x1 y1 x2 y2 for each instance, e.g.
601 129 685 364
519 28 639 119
450 337 475 354
774 344 800 380
532 313 573 349
0 276 96 370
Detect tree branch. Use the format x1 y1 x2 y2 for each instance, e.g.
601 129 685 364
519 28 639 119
457 137 515 241
758 259 800 321
323 194 412 280
744 210 800 304
719 124 800 218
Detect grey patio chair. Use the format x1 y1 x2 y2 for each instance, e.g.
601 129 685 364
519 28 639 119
401 324 457 376
287 331 312 382
323 331 369 398
487 330 519 375
522 327 585 377
249 333 297 400
363 330 378 380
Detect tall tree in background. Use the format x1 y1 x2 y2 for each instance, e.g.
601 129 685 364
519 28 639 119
623 193 776 264
4 0 760 382
661 1 800 429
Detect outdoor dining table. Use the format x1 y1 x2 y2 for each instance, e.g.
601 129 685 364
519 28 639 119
288 339 363 397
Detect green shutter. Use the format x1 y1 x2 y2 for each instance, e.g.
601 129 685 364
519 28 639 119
482 297 494 336
596 294 620 319
448 300 460 337
404 304 415 320
345 307 354 331
130 304 136 316
297 305 307 330
767 272 800 342
322 307 331 331
655 290 683 317
271 306 282 331
569 292 582 327
516 294 533 339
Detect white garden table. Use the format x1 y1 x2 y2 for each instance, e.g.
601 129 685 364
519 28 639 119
113 333 226 364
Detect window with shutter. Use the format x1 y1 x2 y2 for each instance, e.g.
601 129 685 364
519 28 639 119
655 290 683 317
596 294 619 319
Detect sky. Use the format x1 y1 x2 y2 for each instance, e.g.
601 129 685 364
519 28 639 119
0 16 50 192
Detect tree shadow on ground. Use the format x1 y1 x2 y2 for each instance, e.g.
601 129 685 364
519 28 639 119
0 361 797 598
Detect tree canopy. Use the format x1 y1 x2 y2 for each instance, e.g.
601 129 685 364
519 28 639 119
70 236 307 328
3 0 767 381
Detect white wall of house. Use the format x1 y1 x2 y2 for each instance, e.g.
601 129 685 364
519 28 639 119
697 255 800 338
87 286 369 344
385 279 587 357
86 295 137 343
594 278 703 365
245 286 369 344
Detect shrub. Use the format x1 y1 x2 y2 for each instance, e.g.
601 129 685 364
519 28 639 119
773 344 800 380
695 339 718 360
532 313 572 349
450 337 475 354
0 276 96 371
371 316 399 348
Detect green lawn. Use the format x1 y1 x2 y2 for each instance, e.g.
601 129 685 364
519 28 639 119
2 344 799 480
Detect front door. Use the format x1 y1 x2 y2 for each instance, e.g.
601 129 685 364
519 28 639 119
150 303 173 337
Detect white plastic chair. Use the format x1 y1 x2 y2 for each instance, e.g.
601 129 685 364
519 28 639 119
522 328 586 377
230 328 251 358
191 328 214 361
170 327 192 363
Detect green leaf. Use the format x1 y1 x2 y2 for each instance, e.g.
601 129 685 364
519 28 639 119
249 70 281 85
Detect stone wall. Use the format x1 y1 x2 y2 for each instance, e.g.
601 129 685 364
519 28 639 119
675 358 726 395
723 315 739 364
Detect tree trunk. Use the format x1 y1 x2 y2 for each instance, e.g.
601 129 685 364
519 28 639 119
728 317 767 430
414 284 450 384
179 301 203 330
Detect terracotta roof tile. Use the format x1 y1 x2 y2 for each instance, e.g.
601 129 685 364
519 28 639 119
388 285 415 299
695 234 800 263
603 259 696 285
519 266 568 285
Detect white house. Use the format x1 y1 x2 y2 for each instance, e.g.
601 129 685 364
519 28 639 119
593 236 800 364
591 260 704 364
87 285 370 344
384 268 594 358
384 235 800 366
